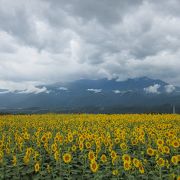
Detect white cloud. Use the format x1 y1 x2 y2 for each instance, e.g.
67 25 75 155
113 90 121 94
18 86 49 94
0 80 49 94
144 84 161 94
113 90 133 94
164 84 175 93
87 89 102 93
59 87 68 91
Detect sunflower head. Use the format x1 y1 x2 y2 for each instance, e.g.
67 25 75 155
63 153 72 164
90 160 99 173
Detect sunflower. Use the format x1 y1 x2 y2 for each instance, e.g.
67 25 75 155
122 154 131 162
114 138 120 144
156 158 165 167
71 145 77 152
162 146 170 154
68 133 73 142
147 147 155 156
110 150 117 159
47 132 52 139
85 142 91 149
34 162 40 172
101 154 107 163
51 143 57 152
23 155 30 165
120 143 127 151
88 151 96 161
112 169 119 176
171 155 178 165
90 160 99 173
158 146 163 153
63 153 72 164
41 135 47 143
139 165 145 174
156 139 164 147
47 164 51 173
23 132 30 140
12 155 17 166
131 139 138 146
79 136 84 142
123 161 131 171
133 158 140 168
171 140 179 148
79 142 84 151
54 151 60 162
26 147 33 155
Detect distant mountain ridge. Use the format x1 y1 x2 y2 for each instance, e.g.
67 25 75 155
0 77 180 113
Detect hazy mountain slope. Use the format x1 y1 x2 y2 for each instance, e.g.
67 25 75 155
0 77 180 111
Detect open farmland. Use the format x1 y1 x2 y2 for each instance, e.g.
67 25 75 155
0 114 179 179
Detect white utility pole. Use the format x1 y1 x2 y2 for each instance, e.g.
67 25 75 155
173 105 176 114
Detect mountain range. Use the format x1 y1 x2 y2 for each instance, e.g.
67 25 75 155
0 77 180 114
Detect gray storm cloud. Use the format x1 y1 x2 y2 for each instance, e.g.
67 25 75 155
0 0 180 91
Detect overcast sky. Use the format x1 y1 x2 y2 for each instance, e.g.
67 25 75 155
0 0 180 91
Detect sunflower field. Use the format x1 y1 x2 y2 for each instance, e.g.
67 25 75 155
0 114 179 179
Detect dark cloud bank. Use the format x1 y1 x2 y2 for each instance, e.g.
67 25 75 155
0 0 180 92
